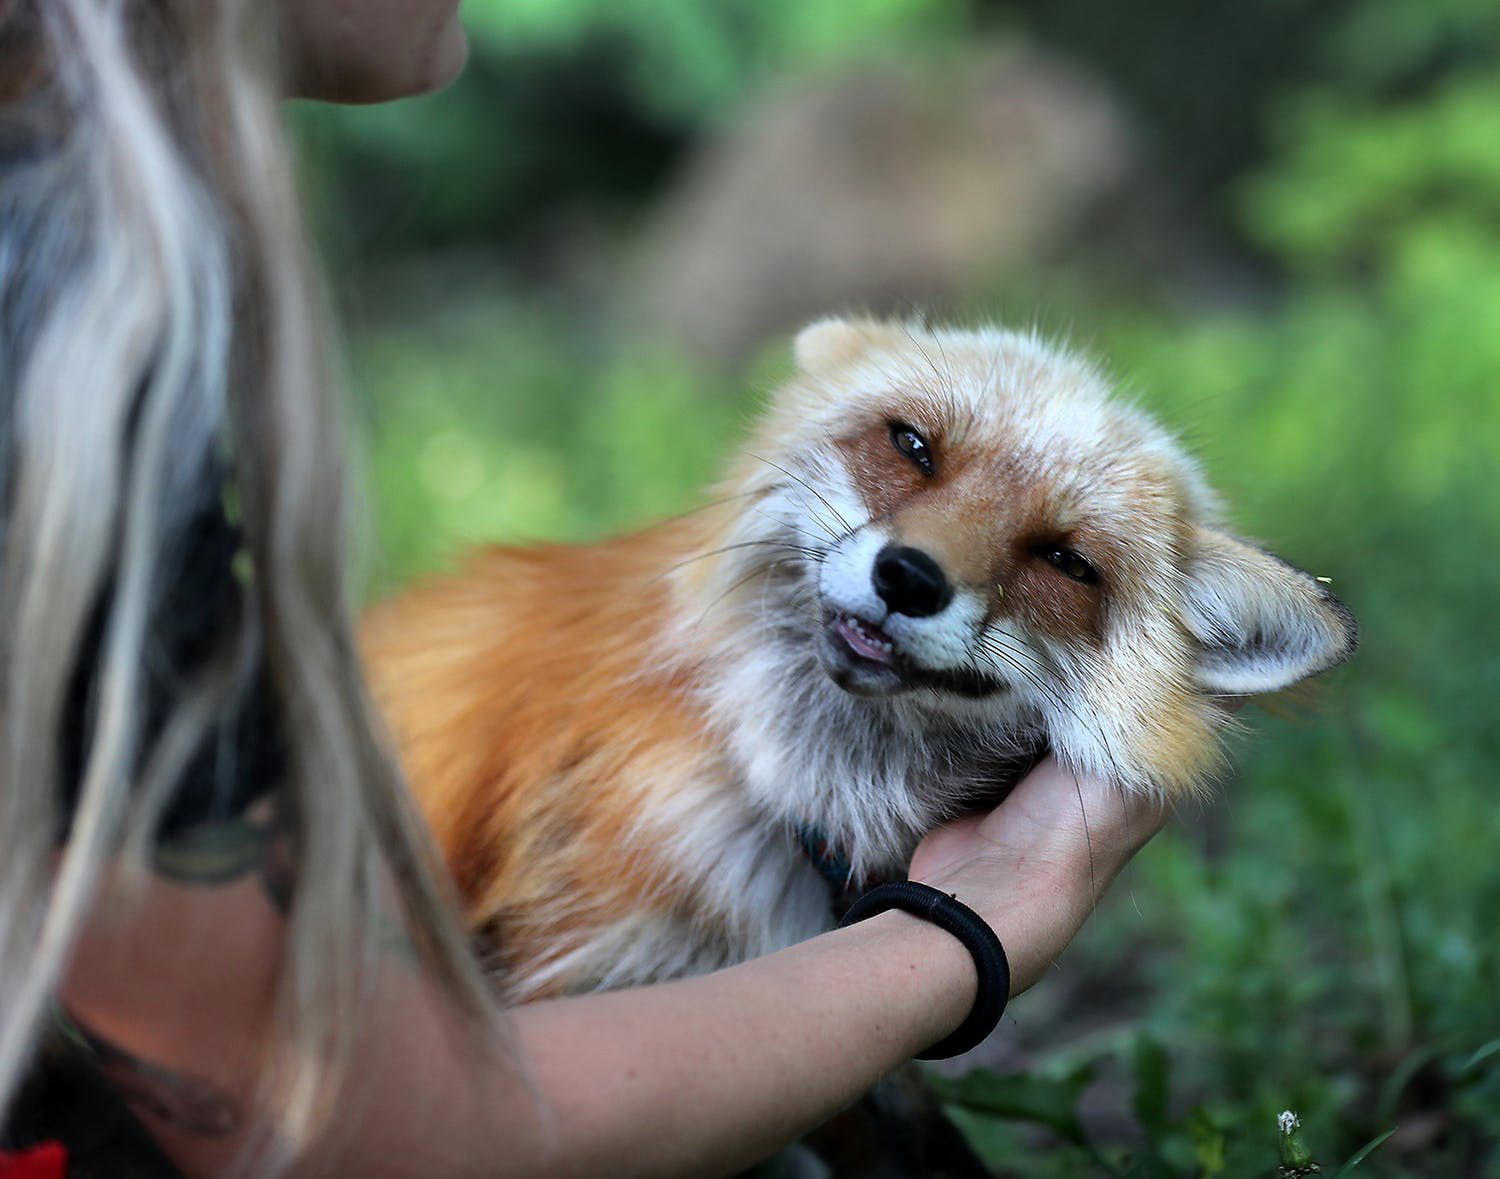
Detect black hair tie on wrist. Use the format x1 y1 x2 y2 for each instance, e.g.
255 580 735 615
839 880 1010 1060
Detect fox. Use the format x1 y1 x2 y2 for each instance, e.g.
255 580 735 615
362 315 1358 1004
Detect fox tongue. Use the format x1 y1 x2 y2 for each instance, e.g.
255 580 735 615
836 614 895 664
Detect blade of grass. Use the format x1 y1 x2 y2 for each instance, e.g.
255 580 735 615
1329 1127 1397 1177
1462 1038 1500 1073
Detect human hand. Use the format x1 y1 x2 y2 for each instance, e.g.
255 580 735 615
908 756 1170 996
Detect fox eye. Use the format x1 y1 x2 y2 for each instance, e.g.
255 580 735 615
1036 546 1101 585
889 423 934 475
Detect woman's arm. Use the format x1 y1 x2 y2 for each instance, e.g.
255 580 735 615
60 757 1164 1178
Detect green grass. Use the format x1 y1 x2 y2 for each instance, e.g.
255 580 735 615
349 292 751 596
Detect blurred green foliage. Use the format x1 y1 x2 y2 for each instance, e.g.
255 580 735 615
295 0 966 256
462 0 966 117
322 0 1500 1173
353 296 749 594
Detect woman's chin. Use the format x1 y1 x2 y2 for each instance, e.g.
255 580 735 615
283 8 470 104
417 16 470 97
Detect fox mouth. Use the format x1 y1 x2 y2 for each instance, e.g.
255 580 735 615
832 613 895 664
820 610 1007 700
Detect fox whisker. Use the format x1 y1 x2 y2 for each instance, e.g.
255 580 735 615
747 453 854 540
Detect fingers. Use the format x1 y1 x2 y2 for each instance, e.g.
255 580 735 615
974 755 1170 884
911 755 1174 930
994 754 1168 833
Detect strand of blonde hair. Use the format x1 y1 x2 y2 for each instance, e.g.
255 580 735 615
0 2 506 1169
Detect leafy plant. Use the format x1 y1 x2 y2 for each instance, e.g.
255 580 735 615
931 1043 1398 1178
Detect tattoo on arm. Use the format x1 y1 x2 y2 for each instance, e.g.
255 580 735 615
150 787 423 966
150 790 298 915
54 1008 242 1138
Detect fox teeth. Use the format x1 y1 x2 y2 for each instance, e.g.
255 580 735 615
836 613 895 664
845 617 891 652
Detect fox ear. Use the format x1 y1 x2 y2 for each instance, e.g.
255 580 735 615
793 317 899 374
1182 528 1358 695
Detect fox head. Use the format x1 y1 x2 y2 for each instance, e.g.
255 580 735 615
689 318 1356 811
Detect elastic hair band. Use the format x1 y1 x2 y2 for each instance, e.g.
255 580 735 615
839 880 1010 1060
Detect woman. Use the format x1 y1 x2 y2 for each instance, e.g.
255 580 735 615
0 1 1177 1175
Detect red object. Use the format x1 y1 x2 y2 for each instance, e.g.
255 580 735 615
0 1142 67 1179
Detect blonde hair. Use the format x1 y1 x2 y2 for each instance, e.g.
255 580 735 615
0 0 500 1166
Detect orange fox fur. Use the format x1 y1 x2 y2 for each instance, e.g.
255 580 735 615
361 319 1357 1002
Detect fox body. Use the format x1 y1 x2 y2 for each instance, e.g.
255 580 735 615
362 319 1357 1002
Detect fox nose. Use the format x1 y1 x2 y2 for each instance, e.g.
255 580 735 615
873 545 952 618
